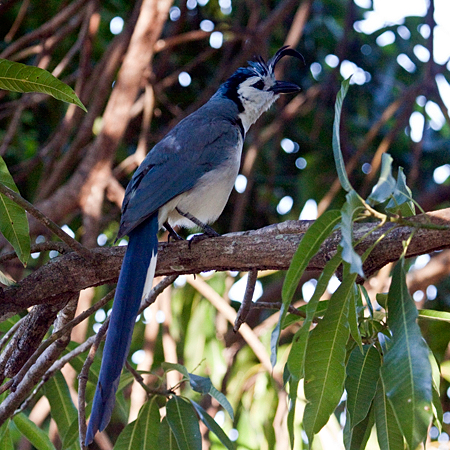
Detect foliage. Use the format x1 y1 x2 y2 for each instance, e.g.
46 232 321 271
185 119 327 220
0 0 449 449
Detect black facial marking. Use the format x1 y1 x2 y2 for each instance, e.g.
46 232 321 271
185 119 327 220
218 68 256 112
252 80 265 90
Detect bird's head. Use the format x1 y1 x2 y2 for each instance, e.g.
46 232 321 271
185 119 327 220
217 46 303 132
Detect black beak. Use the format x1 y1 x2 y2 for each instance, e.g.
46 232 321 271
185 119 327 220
270 80 301 95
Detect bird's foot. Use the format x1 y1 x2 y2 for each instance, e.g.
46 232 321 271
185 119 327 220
163 222 183 242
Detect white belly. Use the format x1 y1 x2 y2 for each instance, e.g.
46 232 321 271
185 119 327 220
158 147 242 229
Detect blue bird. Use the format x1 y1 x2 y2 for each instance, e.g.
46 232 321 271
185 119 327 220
85 46 302 444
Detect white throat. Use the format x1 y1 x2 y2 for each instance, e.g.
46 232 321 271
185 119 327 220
236 77 279 133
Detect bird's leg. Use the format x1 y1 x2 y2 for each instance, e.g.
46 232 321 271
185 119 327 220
175 207 220 237
163 221 183 242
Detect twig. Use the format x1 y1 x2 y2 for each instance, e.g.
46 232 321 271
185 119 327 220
234 269 258 332
0 182 92 260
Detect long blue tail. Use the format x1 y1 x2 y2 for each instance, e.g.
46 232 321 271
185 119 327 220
85 214 159 445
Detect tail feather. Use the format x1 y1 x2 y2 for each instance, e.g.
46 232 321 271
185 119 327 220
85 214 159 445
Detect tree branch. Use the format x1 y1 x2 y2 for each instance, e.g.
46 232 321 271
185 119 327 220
1 208 449 320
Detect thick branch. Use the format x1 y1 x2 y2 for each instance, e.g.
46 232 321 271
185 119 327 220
1 208 449 319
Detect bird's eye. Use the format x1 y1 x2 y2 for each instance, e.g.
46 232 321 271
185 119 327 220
252 80 265 90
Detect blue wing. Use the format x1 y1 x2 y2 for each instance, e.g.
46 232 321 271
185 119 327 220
118 103 242 238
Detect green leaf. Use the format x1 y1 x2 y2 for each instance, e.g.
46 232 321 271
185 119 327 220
188 373 234 420
188 373 211 394
157 418 178 450
135 398 161 450
166 397 201 450
13 413 57 450
367 153 396 206
272 210 341 366
191 401 235 450
386 167 415 217
44 372 78 447
418 309 450 322
0 158 30 267
0 421 13 450
429 351 443 431
340 190 365 277
208 386 234 421
302 271 356 441
0 269 14 286
343 407 374 450
286 250 343 378
333 77 353 192
114 418 141 450
348 284 363 353
0 59 87 111
162 362 190 381
373 381 404 450
345 345 381 428
380 256 433 450
287 375 299 449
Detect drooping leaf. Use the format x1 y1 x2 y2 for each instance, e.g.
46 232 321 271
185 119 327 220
340 190 365 277
0 157 30 267
0 421 13 450
43 372 78 447
135 398 161 450
13 413 57 450
348 284 363 353
272 209 341 366
303 270 356 441
429 351 443 432
287 375 299 449
157 418 178 450
367 153 396 206
191 401 235 450
343 407 374 450
166 396 201 450
114 418 141 450
332 77 353 192
162 362 190 381
286 250 343 379
386 167 415 217
380 256 433 450
345 345 381 428
188 373 234 420
373 380 404 450
0 59 86 111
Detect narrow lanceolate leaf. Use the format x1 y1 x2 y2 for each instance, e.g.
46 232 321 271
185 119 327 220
287 375 299 448
43 372 77 447
0 157 30 267
303 272 356 441
114 419 141 450
157 418 178 450
136 398 161 450
367 153 396 206
345 345 381 428
191 401 235 450
340 190 365 277
166 396 201 450
386 167 415 217
343 407 374 450
380 256 433 450
0 421 13 450
188 373 234 420
333 77 353 192
373 381 404 450
286 250 343 378
271 209 341 366
0 59 87 111
429 351 443 431
13 413 57 450
348 284 363 353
